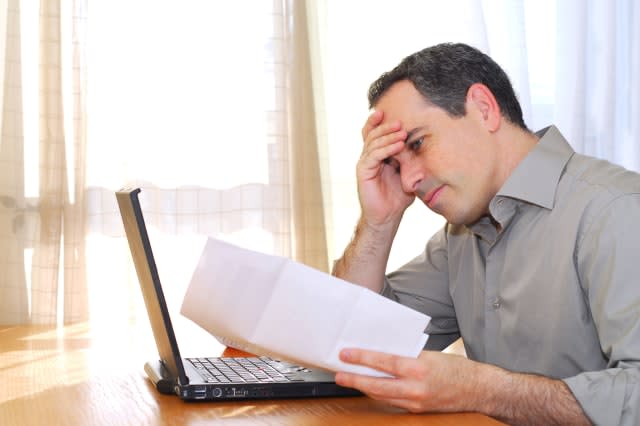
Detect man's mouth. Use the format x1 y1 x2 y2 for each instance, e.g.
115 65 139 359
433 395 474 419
424 186 444 207
416 183 444 208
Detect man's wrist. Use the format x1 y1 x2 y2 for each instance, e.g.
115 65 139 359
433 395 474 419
356 215 401 242
466 361 590 425
444 357 504 414
331 214 398 292
469 361 513 416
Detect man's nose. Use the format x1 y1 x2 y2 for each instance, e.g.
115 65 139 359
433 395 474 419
400 163 423 194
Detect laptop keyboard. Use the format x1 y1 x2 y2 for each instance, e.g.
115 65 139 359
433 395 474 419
188 356 311 384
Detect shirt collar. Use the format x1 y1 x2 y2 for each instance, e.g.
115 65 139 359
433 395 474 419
495 125 574 210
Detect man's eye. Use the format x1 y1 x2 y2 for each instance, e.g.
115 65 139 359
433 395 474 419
409 138 424 152
383 157 401 174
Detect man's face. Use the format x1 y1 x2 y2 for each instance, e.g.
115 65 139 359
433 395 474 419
375 80 500 225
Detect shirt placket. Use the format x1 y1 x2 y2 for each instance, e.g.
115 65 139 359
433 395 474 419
484 242 502 361
483 198 512 362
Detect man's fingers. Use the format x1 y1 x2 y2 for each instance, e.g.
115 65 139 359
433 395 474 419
358 140 404 172
364 122 405 148
340 348 408 376
335 372 422 404
361 111 405 147
361 110 384 140
358 111 406 176
335 372 401 396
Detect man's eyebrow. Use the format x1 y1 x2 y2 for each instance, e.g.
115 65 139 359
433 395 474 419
404 126 429 144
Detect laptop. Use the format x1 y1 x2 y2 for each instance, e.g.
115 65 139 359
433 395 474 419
115 187 361 401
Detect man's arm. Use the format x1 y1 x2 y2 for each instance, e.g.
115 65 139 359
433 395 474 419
477 359 590 425
332 217 398 293
335 349 591 425
565 193 640 425
332 110 413 289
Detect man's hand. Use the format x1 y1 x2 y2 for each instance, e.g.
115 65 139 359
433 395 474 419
336 348 481 413
331 111 414 291
335 348 591 425
357 110 414 229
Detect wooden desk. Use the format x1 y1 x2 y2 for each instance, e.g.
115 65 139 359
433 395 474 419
0 323 503 425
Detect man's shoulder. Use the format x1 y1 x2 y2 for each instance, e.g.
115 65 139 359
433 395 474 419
562 152 640 199
555 153 640 234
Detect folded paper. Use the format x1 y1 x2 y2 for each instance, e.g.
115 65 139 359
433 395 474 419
180 238 430 377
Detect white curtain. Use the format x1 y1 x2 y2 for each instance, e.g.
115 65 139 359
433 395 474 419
0 0 88 324
84 0 329 332
2 0 638 326
555 0 640 171
1 0 328 326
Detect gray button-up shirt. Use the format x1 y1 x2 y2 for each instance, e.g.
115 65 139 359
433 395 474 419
381 126 640 425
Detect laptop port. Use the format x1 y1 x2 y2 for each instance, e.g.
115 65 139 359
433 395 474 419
193 386 207 399
230 387 248 398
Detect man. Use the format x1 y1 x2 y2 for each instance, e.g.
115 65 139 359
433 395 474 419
332 43 639 425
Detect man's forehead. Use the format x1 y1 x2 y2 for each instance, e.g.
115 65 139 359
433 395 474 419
374 103 438 135
375 88 438 123
376 80 432 106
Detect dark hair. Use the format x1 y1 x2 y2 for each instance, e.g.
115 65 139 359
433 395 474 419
368 43 528 130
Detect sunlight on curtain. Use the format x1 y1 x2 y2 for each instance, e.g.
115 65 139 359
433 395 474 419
0 0 87 325
4 0 638 328
0 0 29 324
555 0 640 171
87 2 273 191
84 0 299 333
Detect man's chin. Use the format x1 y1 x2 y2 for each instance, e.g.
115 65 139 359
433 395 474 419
425 203 451 221
434 207 483 226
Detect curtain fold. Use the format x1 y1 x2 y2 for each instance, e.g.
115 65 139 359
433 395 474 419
0 0 87 325
555 0 640 171
284 0 329 272
62 0 88 323
0 0 29 324
31 0 87 324
30 0 67 323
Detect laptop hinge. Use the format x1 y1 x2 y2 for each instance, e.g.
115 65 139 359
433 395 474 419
144 360 185 394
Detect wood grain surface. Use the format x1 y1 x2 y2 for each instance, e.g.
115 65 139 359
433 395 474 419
0 323 502 426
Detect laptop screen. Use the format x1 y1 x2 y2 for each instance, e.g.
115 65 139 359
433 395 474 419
116 187 189 385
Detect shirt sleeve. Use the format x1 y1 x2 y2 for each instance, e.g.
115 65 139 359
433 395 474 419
563 194 640 426
380 225 459 351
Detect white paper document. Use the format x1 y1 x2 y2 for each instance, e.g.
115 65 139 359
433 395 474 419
180 238 430 377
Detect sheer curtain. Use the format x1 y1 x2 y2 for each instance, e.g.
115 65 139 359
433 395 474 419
555 0 640 171
2 0 639 326
84 0 329 332
0 0 327 326
0 0 88 325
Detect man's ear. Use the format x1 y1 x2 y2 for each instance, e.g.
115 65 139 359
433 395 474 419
466 83 501 132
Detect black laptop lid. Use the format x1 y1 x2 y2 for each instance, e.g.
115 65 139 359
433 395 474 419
116 187 189 385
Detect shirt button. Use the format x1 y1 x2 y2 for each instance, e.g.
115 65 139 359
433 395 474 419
492 298 501 309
